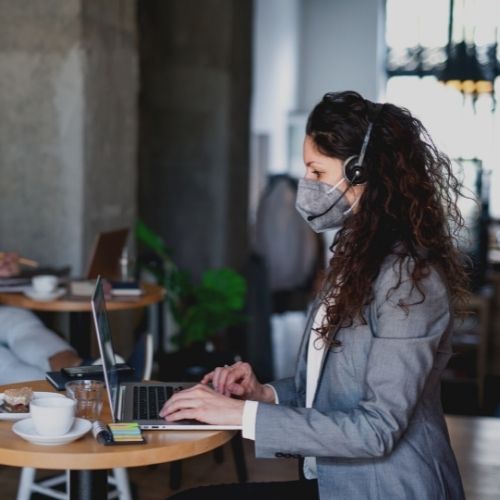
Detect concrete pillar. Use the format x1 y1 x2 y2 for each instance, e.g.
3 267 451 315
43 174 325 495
138 0 252 279
0 0 138 275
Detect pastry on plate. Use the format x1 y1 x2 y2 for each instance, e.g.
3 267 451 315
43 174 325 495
2 387 33 413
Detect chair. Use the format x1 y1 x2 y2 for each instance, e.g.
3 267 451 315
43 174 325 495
16 331 154 500
445 286 493 408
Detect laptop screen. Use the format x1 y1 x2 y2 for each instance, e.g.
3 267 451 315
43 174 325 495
91 276 120 421
86 228 129 280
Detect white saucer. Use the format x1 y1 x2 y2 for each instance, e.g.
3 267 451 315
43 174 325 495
24 287 66 302
13 417 92 446
0 392 63 421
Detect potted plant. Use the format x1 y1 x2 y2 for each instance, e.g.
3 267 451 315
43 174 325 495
135 220 247 380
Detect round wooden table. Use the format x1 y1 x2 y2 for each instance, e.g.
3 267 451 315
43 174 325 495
0 283 165 357
0 381 235 500
0 283 165 313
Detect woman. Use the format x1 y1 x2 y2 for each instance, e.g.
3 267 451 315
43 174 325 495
161 91 468 499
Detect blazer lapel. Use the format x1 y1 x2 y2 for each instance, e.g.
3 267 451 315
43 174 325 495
312 322 342 406
294 298 322 399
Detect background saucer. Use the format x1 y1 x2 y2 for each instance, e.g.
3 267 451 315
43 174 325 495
13 417 92 446
24 287 66 302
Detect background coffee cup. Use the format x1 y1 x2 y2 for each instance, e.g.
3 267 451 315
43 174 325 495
30 397 75 436
65 380 104 421
32 275 58 294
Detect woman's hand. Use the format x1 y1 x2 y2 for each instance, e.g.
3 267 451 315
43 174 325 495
201 361 276 403
159 384 244 426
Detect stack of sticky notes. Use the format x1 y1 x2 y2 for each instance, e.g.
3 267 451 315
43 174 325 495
108 422 146 444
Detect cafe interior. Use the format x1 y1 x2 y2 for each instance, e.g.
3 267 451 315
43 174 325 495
1 0 500 498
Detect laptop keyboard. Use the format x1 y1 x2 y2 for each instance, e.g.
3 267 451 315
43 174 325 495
133 385 178 420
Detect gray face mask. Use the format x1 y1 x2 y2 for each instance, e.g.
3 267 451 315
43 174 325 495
295 178 357 233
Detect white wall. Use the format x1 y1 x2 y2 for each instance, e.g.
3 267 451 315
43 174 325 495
251 0 386 177
298 0 386 111
251 0 300 173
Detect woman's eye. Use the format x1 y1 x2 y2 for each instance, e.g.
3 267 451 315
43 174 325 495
312 170 321 178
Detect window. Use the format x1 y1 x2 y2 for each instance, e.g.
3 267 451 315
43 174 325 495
385 0 500 217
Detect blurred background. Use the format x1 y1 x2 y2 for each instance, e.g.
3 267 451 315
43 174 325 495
1 0 500 426
2 1 500 498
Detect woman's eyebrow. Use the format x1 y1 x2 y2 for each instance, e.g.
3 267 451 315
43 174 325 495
306 161 325 168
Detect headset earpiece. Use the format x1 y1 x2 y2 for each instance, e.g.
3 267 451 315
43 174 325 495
342 102 384 186
343 155 367 185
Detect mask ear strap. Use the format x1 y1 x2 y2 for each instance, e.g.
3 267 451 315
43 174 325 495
343 195 360 215
326 175 349 194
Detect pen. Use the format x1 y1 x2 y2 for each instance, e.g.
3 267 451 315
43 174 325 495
92 421 113 445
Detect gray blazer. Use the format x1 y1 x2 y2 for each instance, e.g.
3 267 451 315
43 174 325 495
255 255 465 500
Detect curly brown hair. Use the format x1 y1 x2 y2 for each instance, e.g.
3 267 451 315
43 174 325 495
306 91 470 343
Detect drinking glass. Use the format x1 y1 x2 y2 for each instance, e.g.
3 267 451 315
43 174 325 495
65 380 105 421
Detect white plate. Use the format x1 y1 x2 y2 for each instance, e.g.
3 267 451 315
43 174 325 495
24 287 66 302
0 391 64 421
13 417 92 446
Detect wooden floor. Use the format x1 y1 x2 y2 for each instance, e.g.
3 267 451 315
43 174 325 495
447 415 500 500
1 417 500 499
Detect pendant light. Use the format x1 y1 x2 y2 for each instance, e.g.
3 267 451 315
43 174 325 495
438 0 496 106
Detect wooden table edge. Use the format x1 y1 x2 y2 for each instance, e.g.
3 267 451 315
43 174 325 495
0 429 236 470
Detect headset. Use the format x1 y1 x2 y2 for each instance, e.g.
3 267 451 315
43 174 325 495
342 103 384 185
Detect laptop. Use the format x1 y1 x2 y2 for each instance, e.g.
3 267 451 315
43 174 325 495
86 228 129 280
91 276 241 430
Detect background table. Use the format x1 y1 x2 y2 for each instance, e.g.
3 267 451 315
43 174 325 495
0 282 165 312
0 381 235 500
0 283 165 357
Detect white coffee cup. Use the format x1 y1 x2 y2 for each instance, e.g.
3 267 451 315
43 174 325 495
32 275 58 294
30 397 76 436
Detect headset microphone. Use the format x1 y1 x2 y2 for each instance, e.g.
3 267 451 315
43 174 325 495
307 183 353 221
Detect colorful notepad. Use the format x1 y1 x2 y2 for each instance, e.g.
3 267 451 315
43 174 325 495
108 423 145 443
92 421 146 445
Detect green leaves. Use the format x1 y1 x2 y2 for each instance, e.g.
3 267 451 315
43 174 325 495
135 220 170 261
200 268 246 311
136 220 247 349
173 268 247 348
